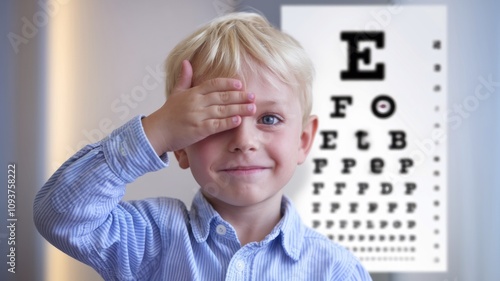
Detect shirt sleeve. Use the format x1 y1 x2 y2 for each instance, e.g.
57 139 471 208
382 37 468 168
33 115 170 280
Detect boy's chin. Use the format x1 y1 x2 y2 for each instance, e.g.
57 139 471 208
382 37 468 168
201 187 283 208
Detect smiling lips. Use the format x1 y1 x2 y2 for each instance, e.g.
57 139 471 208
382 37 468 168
219 166 270 176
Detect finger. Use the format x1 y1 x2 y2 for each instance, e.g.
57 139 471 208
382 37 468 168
204 116 242 135
203 91 255 106
195 77 243 95
205 103 256 120
174 60 193 91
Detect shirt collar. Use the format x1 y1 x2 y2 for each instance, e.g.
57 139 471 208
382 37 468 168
188 191 305 261
277 195 305 261
188 191 220 243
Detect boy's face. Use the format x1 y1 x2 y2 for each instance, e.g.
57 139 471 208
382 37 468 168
175 71 317 209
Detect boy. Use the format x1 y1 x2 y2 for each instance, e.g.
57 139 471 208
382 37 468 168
34 12 371 280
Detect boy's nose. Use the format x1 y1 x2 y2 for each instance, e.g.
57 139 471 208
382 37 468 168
228 119 259 153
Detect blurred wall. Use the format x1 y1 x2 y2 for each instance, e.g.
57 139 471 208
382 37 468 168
1 1 47 281
1 0 498 281
0 1 17 278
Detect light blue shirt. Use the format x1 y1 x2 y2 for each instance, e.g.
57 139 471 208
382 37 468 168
34 116 372 281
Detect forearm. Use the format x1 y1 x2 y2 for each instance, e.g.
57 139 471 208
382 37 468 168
33 116 168 258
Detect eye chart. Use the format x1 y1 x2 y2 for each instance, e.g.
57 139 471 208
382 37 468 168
282 6 447 272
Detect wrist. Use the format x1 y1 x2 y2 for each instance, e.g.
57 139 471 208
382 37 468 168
141 113 169 156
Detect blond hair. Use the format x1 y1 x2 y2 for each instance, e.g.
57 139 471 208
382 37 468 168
165 12 314 125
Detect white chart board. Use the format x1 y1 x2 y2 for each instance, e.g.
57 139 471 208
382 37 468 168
282 5 447 272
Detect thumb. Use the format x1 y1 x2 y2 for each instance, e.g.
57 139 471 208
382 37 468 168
174 60 193 91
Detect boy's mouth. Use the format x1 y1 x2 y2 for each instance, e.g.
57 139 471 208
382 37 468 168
219 166 270 175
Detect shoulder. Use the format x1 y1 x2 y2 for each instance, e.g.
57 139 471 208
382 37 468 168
301 226 354 262
280 197 369 280
121 196 190 227
299 227 370 280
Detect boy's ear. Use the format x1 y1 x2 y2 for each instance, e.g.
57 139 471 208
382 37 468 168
297 115 319 165
174 149 190 169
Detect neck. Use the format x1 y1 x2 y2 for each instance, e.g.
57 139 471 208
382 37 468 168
205 193 283 246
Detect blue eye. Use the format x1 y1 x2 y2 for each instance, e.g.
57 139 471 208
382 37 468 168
260 115 281 125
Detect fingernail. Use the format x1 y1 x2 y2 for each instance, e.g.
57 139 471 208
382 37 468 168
234 81 242 89
247 104 254 112
232 116 239 124
248 92 255 101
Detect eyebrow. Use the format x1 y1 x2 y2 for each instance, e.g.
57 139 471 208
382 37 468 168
256 98 287 107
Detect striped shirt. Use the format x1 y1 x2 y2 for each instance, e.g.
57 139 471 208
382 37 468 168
34 116 372 281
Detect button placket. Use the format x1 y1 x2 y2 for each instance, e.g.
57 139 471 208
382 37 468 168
119 141 128 156
235 259 245 271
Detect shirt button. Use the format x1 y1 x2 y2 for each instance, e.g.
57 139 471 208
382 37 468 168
235 260 245 271
216 224 226 235
119 142 128 156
